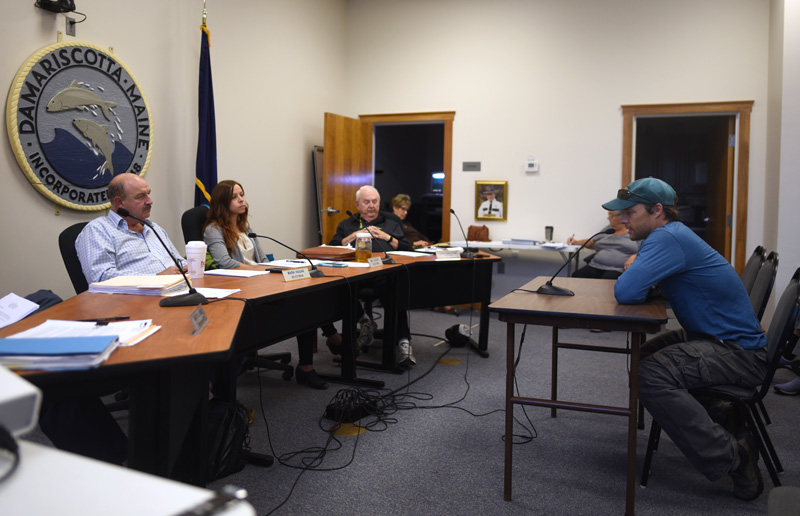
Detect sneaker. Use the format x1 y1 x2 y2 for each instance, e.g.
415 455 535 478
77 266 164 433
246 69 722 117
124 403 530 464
357 319 376 351
397 340 416 365
729 434 763 501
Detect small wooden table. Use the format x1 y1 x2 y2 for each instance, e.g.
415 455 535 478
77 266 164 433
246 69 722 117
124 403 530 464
490 277 667 516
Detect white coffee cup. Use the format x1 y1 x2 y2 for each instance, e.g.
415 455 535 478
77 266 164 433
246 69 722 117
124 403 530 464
185 241 207 279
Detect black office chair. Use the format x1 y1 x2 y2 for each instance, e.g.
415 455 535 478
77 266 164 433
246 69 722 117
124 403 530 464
58 221 130 411
58 222 90 295
181 205 209 244
640 267 800 488
179 205 294 381
741 245 767 295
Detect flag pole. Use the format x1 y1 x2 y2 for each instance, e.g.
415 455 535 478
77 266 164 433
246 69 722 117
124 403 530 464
202 0 207 27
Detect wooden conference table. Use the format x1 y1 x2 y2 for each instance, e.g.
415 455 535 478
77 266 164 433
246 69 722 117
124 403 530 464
2 252 498 483
489 277 667 516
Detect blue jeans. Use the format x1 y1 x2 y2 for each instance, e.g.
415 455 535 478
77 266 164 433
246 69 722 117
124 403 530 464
639 329 767 480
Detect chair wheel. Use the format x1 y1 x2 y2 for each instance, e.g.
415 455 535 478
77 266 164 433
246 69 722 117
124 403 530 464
282 368 294 381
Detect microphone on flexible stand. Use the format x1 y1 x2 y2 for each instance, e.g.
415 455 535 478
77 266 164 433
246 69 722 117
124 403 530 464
116 208 208 307
449 208 478 259
535 228 616 296
346 210 395 264
247 233 325 277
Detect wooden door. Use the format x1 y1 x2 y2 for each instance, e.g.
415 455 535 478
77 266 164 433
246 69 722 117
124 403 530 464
621 101 753 273
705 116 735 259
321 112 373 244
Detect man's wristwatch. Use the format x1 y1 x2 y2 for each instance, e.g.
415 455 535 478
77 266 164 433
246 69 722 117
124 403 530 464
387 235 394 244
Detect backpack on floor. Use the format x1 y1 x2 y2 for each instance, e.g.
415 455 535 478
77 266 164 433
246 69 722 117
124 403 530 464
207 399 250 480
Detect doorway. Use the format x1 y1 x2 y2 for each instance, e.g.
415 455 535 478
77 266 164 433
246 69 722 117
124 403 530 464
374 124 444 242
621 101 753 273
321 112 454 245
635 115 733 255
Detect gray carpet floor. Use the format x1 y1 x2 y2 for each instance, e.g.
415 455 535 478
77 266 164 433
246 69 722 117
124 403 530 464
206 307 798 516
22 307 800 515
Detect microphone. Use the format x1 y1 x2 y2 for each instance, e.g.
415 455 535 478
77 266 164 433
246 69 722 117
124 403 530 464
346 210 394 264
536 228 616 296
116 208 208 307
247 233 325 277
449 208 478 259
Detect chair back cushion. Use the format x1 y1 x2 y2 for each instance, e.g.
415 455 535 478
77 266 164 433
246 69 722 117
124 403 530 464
750 251 779 321
741 245 766 294
58 222 89 295
181 205 210 244
762 267 800 387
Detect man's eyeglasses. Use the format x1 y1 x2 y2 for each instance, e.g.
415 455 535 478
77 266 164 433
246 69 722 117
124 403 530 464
617 188 658 205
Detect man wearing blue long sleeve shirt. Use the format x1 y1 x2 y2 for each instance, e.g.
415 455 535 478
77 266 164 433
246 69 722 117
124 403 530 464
604 177 767 501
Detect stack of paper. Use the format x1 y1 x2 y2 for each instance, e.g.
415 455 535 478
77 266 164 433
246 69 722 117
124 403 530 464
0 293 39 330
89 275 187 296
0 319 160 370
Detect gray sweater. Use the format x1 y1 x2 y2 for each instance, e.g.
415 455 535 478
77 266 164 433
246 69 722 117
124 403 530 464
203 223 268 268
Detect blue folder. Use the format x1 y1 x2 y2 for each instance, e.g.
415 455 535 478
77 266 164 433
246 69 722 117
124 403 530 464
0 336 118 355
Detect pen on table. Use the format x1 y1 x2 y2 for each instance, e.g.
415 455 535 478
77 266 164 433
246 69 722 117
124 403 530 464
78 316 131 323
286 260 307 264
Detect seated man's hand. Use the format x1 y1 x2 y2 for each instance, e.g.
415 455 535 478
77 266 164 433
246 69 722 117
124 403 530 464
158 265 186 275
624 253 638 271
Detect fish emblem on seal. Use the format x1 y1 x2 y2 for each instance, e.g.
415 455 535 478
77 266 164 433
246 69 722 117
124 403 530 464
73 118 114 177
47 80 117 121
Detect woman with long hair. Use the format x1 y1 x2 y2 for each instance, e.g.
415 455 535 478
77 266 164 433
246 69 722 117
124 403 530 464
203 180 328 389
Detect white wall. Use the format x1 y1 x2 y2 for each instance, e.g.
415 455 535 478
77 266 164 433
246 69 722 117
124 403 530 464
1 0 795 305
775 0 800 307
345 0 772 253
0 0 348 300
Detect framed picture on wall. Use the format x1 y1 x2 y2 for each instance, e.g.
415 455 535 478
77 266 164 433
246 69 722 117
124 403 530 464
475 181 507 221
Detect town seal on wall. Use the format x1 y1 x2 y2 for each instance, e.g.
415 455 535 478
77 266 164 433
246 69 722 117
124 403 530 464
6 41 152 211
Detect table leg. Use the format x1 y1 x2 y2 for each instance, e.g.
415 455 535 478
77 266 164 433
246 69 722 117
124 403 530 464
625 332 642 516
550 326 559 418
504 322 515 501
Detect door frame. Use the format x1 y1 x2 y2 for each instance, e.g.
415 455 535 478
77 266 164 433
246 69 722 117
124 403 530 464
621 101 753 273
359 111 455 241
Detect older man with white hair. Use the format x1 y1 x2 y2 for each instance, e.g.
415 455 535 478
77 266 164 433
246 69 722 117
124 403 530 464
330 185 415 364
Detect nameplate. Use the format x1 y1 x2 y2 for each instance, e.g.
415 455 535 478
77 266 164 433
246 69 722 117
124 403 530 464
189 305 208 335
435 249 461 260
282 268 311 282
367 257 383 268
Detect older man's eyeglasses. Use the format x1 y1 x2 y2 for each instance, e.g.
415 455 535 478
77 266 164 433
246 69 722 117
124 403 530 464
617 188 657 205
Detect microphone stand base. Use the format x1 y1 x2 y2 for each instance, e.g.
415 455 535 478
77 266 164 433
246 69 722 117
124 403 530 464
460 252 478 259
308 269 326 278
535 283 575 296
159 291 210 307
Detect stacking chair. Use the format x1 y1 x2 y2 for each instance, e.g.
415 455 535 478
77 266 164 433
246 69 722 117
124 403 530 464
640 267 800 488
748 251 779 424
741 245 766 294
179 206 294 382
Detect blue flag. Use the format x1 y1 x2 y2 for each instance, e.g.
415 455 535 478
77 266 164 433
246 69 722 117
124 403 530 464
195 25 217 206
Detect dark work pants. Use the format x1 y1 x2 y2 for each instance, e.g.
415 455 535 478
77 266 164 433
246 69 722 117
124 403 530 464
638 329 767 480
571 265 622 280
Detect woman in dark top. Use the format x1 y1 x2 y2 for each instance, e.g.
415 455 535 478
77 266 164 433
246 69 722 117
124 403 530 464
391 194 430 248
